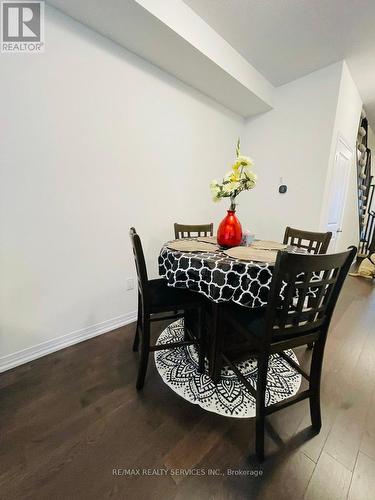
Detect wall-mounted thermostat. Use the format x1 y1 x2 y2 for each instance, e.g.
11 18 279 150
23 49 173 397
278 177 287 194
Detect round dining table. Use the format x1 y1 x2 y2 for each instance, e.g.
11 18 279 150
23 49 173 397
159 244 273 308
158 238 304 382
158 240 303 308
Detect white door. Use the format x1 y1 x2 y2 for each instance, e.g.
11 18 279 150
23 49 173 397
326 137 353 251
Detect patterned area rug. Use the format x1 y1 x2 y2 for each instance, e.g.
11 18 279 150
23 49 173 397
155 319 302 418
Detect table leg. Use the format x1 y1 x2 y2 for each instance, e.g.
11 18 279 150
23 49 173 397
209 302 224 384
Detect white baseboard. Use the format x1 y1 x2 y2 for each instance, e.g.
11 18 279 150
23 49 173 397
0 311 137 374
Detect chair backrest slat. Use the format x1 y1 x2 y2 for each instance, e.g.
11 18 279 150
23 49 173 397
129 227 150 306
283 226 332 254
264 247 356 343
174 223 214 239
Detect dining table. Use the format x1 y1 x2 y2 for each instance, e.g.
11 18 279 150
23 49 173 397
158 237 308 382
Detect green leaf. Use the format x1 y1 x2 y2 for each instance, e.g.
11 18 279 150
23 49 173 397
236 137 240 158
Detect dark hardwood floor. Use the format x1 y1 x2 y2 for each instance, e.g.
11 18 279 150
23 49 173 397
1 276 374 499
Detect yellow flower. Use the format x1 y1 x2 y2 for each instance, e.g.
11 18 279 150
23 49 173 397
237 155 254 167
232 156 254 173
210 179 222 200
246 171 257 182
223 181 240 196
223 171 233 183
232 161 241 171
211 141 256 205
243 171 257 189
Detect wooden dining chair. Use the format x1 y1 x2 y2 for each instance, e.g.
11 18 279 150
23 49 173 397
283 227 332 254
284 227 333 350
219 246 356 460
174 223 214 239
130 228 205 390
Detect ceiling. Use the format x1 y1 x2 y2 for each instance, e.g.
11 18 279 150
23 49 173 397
47 0 274 117
184 0 375 126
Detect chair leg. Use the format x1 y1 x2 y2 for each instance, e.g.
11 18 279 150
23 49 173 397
209 303 224 384
132 324 140 352
183 312 189 341
309 340 324 431
255 353 269 461
136 315 150 391
132 293 142 352
197 308 205 374
306 299 316 351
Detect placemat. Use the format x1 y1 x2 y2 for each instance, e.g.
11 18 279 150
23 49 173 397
224 246 277 263
197 236 218 244
251 240 287 251
167 240 219 252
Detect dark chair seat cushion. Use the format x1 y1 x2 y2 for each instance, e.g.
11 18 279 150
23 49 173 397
149 279 201 311
225 305 318 342
224 304 309 343
225 304 267 338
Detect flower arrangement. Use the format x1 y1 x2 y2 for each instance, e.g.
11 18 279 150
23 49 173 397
210 139 257 211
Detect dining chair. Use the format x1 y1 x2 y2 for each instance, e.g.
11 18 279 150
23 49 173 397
130 227 205 390
218 246 356 460
174 223 214 239
283 227 332 254
284 227 333 350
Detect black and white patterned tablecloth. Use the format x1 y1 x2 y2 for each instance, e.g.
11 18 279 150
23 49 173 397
158 241 301 308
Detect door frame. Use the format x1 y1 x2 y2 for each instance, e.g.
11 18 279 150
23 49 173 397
326 134 353 252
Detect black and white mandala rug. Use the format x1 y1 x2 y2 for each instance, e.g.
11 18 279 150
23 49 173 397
155 319 302 418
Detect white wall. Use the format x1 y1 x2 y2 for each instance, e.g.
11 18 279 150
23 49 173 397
0 6 242 367
240 63 342 241
239 62 362 251
320 62 362 252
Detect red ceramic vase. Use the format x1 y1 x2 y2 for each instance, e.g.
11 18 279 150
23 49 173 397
217 210 242 248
